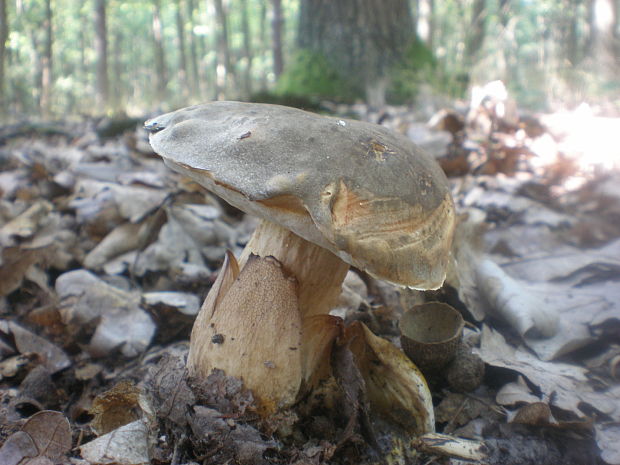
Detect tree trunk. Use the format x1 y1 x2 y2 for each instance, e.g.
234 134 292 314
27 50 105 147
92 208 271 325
0 0 7 113
111 31 123 112
152 0 168 102
588 0 619 77
94 0 109 112
272 0 284 78
240 0 253 98
213 0 233 99
186 0 201 97
464 0 486 66
297 0 415 107
40 0 53 117
258 1 269 89
417 0 434 49
175 0 189 100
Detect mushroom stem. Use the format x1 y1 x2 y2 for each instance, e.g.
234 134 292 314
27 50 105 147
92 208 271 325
239 219 350 318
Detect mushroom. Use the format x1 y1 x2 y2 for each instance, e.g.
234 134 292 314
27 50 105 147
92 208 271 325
145 101 455 416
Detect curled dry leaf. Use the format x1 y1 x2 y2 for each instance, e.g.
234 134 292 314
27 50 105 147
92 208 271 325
450 209 559 339
345 321 434 435
83 221 149 269
475 258 559 338
0 201 53 246
90 380 142 435
0 321 71 374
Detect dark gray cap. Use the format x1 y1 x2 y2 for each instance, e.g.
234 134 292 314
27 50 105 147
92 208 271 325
146 101 455 289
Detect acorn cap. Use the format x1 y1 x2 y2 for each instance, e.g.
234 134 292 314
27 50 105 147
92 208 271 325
146 101 455 289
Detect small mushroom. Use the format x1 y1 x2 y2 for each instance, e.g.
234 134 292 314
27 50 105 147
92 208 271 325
145 102 455 415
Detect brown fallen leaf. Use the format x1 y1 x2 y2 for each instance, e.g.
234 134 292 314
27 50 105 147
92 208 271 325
21 410 72 460
90 380 142 435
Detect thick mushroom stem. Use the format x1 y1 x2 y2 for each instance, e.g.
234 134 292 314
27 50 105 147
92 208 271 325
239 219 350 318
187 219 349 415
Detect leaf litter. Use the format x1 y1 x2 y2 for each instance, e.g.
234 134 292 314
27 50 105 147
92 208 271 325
0 90 619 464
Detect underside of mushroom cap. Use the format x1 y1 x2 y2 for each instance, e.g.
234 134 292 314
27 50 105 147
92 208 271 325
146 101 455 289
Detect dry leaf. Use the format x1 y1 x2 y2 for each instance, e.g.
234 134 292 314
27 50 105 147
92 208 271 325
188 406 276 465
0 431 38 465
90 380 141 435
145 354 195 426
141 291 200 316
496 376 541 406
345 321 434 435
79 419 149 465
475 258 559 338
595 423 620 465
22 410 72 460
55 269 155 357
1 321 71 373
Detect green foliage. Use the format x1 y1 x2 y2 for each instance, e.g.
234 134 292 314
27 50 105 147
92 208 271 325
275 49 361 103
386 38 437 104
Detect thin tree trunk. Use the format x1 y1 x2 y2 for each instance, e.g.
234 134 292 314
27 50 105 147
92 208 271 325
152 0 168 102
111 31 123 112
588 0 618 76
40 0 53 117
464 0 486 66
94 0 109 111
0 0 7 113
417 0 434 48
271 0 284 78
240 0 253 98
175 0 189 100
186 0 200 97
259 1 268 89
213 0 233 99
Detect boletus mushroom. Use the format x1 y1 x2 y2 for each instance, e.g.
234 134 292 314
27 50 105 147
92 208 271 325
145 102 455 419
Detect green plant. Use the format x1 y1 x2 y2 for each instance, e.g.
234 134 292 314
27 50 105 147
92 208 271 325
275 50 361 102
387 38 437 104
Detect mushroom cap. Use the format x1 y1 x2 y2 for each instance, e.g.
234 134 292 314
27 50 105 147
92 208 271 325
146 101 455 289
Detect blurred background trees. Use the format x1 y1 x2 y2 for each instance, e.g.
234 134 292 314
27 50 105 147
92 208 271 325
0 0 618 120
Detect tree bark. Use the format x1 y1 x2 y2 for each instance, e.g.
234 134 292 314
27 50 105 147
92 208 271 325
417 0 434 49
175 0 189 100
588 0 619 76
272 0 284 78
464 0 486 66
152 0 168 102
186 0 201 97
40 0 53 117
240 0 253 98
94 0 109 112
297 0 414 107
0 0 7 113
213 0 233 99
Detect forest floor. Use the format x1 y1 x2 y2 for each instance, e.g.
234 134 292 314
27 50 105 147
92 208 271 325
1 87 619 465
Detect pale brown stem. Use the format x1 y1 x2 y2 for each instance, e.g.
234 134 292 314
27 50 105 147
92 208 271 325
239 219 349 318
